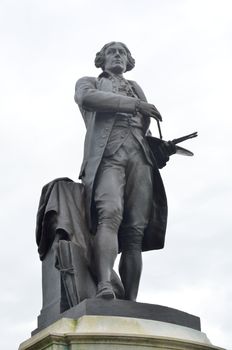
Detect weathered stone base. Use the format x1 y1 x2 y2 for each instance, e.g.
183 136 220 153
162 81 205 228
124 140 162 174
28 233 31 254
34 298 202 334
19 316 224 350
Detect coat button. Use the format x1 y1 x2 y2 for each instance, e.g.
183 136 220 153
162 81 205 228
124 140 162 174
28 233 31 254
100 143 104 147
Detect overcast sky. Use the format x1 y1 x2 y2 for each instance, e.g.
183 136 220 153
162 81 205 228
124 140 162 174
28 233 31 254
1 0 232 349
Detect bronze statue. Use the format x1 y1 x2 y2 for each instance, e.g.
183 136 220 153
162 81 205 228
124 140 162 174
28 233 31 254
35 42 197 332
74 42 168 301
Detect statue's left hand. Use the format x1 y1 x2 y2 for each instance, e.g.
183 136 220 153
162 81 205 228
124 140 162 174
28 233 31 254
137 101 162 122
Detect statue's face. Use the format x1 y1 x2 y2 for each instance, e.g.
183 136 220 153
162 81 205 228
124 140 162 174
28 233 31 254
104 43 128 74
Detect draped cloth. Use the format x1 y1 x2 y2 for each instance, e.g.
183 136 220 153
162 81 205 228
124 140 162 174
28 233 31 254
35 178 124 304
36 178 91 262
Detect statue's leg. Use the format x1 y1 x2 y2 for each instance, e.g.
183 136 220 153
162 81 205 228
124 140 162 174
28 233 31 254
119 148 153 301
93 157 125 298
119 249 142 301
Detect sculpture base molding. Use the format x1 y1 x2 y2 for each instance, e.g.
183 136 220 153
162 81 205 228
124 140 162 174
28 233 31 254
34 298 202 334
19 316 224 350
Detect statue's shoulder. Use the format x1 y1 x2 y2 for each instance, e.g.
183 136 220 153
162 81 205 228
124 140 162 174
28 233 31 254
127 79 147 102
75 76 97 87
128 79 142 89
74 77 98 104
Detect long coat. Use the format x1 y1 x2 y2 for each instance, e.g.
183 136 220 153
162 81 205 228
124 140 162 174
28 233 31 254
74 74 168 251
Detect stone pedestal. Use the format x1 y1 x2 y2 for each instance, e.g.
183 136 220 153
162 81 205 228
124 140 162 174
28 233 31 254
19 315 224 350
33 298 201 335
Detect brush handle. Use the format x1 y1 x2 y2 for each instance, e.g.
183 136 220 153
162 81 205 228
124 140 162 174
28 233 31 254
172 131 198 145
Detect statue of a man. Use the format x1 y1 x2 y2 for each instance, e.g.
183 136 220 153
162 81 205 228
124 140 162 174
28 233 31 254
74 42 167 301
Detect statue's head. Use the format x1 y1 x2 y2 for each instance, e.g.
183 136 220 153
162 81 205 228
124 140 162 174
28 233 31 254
95 42 135 74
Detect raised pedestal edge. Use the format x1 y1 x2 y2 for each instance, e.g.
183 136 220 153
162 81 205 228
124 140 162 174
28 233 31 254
19 316 225 350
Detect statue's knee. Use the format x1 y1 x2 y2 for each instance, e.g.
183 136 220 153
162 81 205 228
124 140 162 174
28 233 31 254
119 229 144 252
98 202 123 230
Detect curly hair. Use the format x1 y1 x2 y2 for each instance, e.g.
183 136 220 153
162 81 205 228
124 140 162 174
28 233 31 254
95 42 135 72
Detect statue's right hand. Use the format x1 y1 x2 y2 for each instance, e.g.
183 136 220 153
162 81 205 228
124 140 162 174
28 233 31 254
138 101 162 122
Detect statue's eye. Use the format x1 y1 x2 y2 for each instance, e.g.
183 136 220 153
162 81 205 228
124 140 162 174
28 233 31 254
106 49 115 55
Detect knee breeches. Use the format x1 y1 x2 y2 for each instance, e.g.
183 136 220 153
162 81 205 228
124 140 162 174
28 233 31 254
94 134 153 251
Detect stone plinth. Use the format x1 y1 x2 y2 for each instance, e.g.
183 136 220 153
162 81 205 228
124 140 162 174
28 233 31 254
19 316 224 350
34 298 201 334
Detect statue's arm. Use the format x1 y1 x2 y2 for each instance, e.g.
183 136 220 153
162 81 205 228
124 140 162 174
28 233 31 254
75 77 138 113
75 77 162 121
